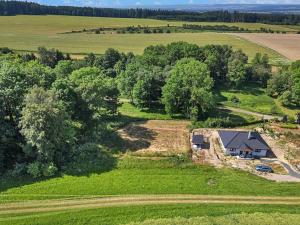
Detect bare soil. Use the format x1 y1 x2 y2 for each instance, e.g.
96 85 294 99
118 120 190 156
232 33 300 60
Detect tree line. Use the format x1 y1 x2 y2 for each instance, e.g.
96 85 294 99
1 1 300 25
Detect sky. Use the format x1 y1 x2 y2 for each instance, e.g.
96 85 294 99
16 0 300 7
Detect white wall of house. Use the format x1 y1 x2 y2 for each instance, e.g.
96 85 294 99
219 138 268 157
225 148 240 156
252 149 268 157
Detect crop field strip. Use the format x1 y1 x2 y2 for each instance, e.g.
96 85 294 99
232 33 300 61
2 195 300 216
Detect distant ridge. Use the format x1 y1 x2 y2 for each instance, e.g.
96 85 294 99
0 1 300 25
138 4 300 14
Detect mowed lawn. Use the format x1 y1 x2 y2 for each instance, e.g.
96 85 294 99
0 15 285 61
1 157 300 203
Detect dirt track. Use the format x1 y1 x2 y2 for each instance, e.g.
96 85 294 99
219 106 282 121
1 195 300 217
231 33 300 61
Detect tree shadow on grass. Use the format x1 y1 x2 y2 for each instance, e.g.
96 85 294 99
0 114 158 193
101 116 158 154
0 155 118 193
214 82 265 99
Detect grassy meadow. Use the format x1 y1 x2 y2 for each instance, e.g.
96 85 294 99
2 156 300 203
217 83 284 115
0 15 287 62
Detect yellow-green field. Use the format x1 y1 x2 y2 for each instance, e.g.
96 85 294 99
1 15 298 34
0 15 292 61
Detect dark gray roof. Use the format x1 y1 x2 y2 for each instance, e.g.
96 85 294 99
192 134 204 145
218 130 270 150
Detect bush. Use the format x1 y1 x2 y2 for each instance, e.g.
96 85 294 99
280 123 298 129
230 95 240 104
65 143 116 175
0 47 13 54
191 117 235 129
42 162 58 177
27 162 42 178
279 91 293 107
5 163 27 177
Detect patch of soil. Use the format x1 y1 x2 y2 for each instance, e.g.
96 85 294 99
118 120 190 155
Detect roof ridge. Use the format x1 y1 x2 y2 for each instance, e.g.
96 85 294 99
224 131 240 148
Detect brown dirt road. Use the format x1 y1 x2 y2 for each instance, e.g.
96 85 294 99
230 33 300 61
1 195 300 217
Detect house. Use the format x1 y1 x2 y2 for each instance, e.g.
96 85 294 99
191 134 204 150
218 130 270 158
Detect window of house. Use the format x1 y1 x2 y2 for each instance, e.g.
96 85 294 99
230 148 236 152
255 149 261 153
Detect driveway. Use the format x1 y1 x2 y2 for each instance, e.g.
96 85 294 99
261 159 300 181
219 106 283 121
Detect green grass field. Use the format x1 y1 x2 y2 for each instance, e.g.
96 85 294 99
119 102 179 120
217 83 285 115
1 156 300 203
2 205 300 225
0 15 286 62
128 213 300 225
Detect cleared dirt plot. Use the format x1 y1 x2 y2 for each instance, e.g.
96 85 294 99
232 33 300 61
118 120 190 155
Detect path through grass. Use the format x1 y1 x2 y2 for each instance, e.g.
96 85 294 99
2 203 300 225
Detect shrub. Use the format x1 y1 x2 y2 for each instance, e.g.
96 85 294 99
42 162 58 177
0 47 13 54
65 143 116 175
191 117 235 129
27 162 42 178
5 163 27 177
230 95 240 104
279 91 293 107
280 123 298 129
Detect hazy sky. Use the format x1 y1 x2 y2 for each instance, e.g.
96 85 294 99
16 0 300 7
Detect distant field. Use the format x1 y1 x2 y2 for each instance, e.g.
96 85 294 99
232 33 300 61
0 15 287 62
0 15 298 34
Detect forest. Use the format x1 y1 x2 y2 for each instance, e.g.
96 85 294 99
0 42 299 179
1 1 300 25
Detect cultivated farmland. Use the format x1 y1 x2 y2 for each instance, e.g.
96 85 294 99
0 15 286 61
232 33 300 61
